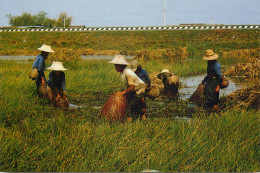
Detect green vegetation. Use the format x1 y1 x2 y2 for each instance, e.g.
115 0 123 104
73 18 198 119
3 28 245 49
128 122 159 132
0 29 259 57
0 60 259 172
6 11 72 28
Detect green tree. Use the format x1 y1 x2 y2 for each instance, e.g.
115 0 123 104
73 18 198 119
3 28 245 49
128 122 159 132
7 12 34 26
55 12 72 28
6 11 72 28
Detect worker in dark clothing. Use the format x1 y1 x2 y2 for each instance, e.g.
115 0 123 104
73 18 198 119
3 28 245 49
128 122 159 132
32 44 54 96
130 60 151 85
46 61 67 105
201 49 222 109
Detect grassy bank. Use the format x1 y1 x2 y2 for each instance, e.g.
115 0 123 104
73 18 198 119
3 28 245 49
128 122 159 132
0 29 259 56
0 60 259 172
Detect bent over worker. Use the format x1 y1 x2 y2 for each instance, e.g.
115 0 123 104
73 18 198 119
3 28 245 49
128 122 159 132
109 55 147 121
32 44 54 96
130 60 151 85
46 61 67 106
202 49 222 109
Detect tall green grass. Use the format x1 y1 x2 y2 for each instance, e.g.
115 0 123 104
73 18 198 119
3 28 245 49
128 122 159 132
0 60 259 172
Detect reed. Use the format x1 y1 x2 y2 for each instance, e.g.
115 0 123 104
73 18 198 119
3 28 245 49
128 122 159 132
0 60 259 172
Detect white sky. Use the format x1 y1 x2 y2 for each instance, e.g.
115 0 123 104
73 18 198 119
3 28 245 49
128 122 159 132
0 0 260 27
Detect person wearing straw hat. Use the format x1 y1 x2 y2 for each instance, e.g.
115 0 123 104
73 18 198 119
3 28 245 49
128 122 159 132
109 54 147 121
130 60 151 85
46 61 67 105
32 44 54 96
201 49 222 109
157 69 179 99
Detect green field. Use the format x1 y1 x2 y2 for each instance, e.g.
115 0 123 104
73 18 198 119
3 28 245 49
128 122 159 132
0 59 259 172
0 29 259 56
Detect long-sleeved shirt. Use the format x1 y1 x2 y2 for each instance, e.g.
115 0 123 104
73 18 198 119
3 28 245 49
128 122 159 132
32 55 46 77
137 69 151 85
202 61 221 84
121 68 146 95
47 71 66 91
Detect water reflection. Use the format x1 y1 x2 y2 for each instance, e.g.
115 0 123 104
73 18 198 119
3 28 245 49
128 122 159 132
179 74 247 101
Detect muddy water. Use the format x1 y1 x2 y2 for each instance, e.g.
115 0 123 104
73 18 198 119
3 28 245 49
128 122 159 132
179 74 246 100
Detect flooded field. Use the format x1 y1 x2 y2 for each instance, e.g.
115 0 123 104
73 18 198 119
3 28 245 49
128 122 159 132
0 55 251 114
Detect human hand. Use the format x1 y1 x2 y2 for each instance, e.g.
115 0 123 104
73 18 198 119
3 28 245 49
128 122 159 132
215 85 220 93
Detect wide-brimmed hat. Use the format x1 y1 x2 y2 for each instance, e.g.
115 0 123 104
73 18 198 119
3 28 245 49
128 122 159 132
160 69 170 73
130 60 140 72
202 49 218 60
47 61 67 71
37 44 55 53
109 54 130 65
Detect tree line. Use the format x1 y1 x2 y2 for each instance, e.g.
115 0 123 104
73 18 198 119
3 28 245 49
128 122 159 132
6 11 72 28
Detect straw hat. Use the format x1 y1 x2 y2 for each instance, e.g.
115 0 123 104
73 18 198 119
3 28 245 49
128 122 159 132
160 69 170 73
47 61 67 71
130 60 140 72
37 44 55 53
109 54 130 65
202 49 219 60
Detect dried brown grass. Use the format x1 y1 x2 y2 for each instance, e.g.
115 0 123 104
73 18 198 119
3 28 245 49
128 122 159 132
220 86 260 110
49 48 82 61
224 56 260 78
133 48 188 62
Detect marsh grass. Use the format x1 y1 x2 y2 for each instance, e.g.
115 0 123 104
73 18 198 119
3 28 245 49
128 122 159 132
0 60 259 172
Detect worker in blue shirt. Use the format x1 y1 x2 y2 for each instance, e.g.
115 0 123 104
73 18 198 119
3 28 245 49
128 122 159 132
130 60 151 85
201 49 222 109
32 44 54 96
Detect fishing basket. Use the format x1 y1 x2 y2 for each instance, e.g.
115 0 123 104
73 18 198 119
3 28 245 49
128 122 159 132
100 91 127 122
189 83 205 106
29 68 39 80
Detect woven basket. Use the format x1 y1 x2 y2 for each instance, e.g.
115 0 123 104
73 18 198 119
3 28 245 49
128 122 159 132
221 77 229 88
38 77 48 98
189 83 205 106
29 68 39 80
55 94 69 108
100 91 127 122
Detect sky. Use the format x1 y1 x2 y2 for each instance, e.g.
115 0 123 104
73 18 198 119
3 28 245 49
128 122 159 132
1 0 260 27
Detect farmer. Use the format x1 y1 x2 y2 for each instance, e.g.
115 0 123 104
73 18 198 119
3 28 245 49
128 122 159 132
46 61 67 105
32 44 54 96
201 49 222 109
130 60 151 85
109 54 147 121
157 69 179 99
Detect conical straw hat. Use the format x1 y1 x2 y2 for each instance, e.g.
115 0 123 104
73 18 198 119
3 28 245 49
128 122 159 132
160 69 170 73
47 61 67 71
130 60 140 72
37 44 55 53
202 49 219 60
109 54 129 65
